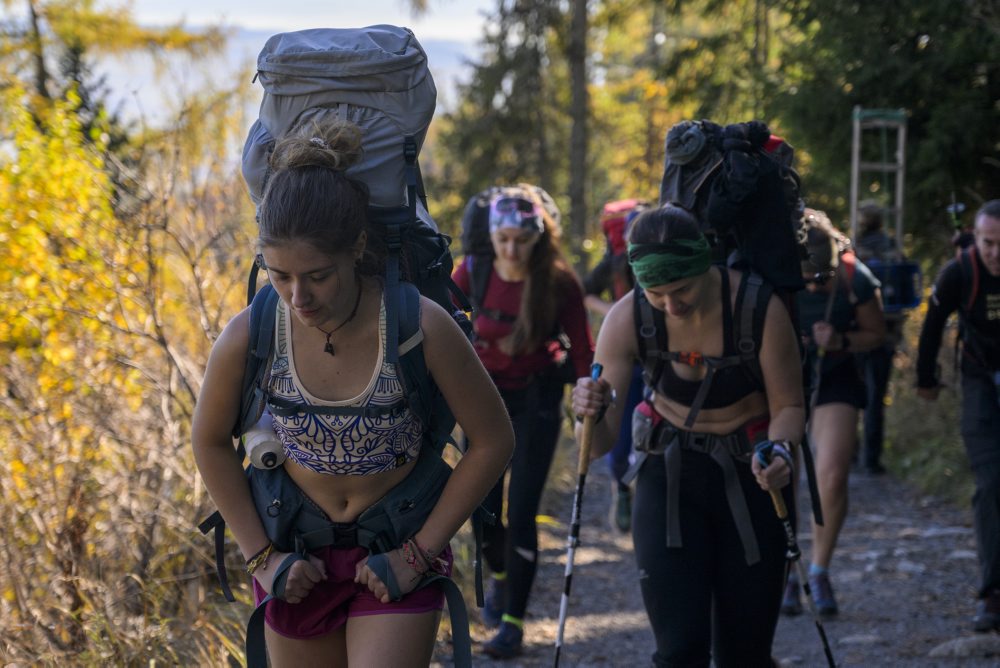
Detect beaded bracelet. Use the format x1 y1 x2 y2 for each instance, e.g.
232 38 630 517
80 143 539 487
415 539 449 575
401 539 429 575
246 542 274 576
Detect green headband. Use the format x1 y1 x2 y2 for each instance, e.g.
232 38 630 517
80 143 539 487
627 237 712 288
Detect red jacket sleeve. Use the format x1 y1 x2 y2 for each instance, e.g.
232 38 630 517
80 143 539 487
557 273 595 379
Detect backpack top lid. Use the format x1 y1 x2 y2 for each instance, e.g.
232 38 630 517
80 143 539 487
243 25 437 209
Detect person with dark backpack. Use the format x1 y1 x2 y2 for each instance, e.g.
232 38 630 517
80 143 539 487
452 186 594 658
916 199 1000 632
781 209 886 618
571 205 804 667
853 201 907 474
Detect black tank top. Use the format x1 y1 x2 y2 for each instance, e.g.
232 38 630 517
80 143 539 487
654 270 763 408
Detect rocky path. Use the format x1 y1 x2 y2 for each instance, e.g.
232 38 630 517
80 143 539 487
435 450 1000 666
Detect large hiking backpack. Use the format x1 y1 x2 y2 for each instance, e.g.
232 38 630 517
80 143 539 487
659 119 808 294
200 25 481 668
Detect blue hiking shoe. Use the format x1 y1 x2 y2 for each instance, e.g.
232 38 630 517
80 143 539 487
480 576 505 629
482 621 523 659
780 572 802 616
809 571 838 617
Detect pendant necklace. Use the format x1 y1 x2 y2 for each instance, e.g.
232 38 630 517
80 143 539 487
315 281 363 356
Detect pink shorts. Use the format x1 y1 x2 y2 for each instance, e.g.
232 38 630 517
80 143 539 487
252 544 453 639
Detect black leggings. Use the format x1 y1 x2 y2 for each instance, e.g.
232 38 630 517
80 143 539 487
632 449 792 667
478 376 566 620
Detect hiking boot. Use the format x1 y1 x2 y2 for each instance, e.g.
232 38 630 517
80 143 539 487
612 483 632 533
481 576 505 629
973 590 1000 632
809 571 838 617
482 621 523 659
780 572 802 616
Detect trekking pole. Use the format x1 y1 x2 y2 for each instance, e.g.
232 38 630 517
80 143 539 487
554 363 603 668
766 484 838 668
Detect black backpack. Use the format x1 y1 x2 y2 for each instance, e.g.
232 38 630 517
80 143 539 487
660 119 808 295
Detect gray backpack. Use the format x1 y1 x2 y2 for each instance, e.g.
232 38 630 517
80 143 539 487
243 25 435 209
226 25 478 668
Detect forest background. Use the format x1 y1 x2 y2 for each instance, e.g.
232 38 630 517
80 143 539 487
1 0 998 664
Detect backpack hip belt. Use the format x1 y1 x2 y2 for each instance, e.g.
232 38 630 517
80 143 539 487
625 416 766 567
242 449 478 668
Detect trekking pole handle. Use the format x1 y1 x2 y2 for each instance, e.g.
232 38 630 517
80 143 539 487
768 488 790 521
577 363 604 476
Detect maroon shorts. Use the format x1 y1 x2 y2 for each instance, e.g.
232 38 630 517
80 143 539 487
251 544 453 639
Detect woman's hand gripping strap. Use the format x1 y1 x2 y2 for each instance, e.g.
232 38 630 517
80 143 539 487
245 552 308 668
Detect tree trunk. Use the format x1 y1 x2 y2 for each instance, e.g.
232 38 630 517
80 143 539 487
568 0 588 270
27 0 51 99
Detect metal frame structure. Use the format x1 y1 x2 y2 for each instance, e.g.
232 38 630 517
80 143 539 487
849 106 907 243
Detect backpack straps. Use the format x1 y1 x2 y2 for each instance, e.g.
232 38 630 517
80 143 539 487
733 272 769 389
198 282 281 604
838 251 858 305
961 246 980 315
634 284 668 390
634 272 760 428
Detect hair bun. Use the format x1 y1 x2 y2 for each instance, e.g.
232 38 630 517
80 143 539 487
270 119 364 172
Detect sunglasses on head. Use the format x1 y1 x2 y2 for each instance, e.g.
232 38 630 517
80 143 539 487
489 196 542 232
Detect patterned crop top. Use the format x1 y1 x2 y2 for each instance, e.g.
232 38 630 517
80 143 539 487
267 294 424 476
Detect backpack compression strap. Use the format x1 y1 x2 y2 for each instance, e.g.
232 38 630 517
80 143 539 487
198 283 281 604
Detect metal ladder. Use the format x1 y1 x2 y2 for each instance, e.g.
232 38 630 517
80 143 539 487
849 106 907 243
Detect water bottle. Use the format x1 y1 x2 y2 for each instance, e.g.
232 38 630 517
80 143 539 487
244 410 285 469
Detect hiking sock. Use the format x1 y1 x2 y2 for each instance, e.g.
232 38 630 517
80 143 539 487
808 563 829 578
500 614 524 630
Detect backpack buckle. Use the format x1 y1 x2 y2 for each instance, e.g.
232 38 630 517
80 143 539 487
386 223 403 251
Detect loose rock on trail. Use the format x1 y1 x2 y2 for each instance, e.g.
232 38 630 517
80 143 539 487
434 450 1000 666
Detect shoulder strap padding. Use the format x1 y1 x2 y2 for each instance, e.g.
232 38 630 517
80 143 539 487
733 272 772 390
960 246 979 315
394 282 456 457
839 251 859 305
234 284 281 440
633 283 668 390
468 255 493 313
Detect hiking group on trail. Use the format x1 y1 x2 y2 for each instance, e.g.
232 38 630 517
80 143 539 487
189 23 1000 668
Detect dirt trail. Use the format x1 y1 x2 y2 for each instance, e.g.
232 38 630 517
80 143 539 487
434 453 1000 667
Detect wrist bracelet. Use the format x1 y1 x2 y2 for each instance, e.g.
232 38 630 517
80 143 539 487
401 539 428 574
246 542 274 576
415 539 449 575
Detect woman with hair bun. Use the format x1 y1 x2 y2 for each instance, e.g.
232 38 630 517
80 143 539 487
192 118 514 667
572 204 804 667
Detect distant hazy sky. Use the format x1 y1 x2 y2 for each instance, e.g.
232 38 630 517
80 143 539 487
87 0 491 125
128 0 493 43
